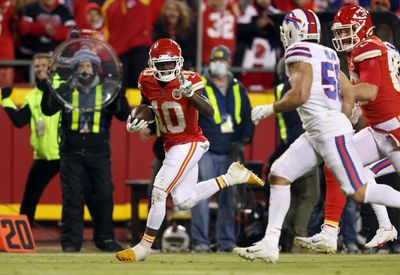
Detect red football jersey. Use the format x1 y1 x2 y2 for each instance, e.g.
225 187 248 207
348 36 400 126
202 3 237 64
138 69 207 151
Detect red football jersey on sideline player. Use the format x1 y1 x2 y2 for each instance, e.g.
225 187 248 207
348 36 400 126
138 69 207 151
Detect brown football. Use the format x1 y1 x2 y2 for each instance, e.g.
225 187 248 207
131 104 155 123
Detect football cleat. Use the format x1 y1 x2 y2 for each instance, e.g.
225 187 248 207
225 162 264 186
294 230 337 254
234 240 279 264
116 244 150 262
365 226 398 248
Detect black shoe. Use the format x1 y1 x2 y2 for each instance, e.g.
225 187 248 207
96 239 123 252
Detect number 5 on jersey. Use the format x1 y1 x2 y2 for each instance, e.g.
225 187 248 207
321 62 340 100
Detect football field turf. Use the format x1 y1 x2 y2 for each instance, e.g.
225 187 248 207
2 251 400 275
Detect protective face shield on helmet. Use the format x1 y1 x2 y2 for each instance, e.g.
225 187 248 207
331 5 373 52
49 35 122 111
149 38 184 82
280 9 320 49
161 224 190 252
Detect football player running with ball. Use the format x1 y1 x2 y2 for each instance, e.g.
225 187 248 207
234 8 400 264
116 38 264 262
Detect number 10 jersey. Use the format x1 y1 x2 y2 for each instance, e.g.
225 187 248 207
139 69 207 151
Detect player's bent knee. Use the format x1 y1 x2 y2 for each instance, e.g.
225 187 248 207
176 198 196 210
152 187 168 203
268 173 291 186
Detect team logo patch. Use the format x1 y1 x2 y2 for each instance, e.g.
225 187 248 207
172 89 182 100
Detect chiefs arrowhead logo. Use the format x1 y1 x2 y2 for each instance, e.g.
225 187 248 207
354 9 367 20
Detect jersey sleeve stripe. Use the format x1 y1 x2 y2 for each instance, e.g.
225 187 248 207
285 51 312 59
286 46 311 53
192 82 204 91
353 50 382 62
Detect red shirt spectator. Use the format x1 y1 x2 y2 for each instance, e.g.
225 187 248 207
102 0 153 56
17 0 75 56
202 0 238 64
0 0 15 87
102 0 153 88
0 0 14 60
273 0 314 12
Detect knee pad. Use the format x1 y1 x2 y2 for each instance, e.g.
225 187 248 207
151 187 168 203
176 197 196 210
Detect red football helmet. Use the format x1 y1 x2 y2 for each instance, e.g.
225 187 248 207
148 38 184 82
331 5 374 52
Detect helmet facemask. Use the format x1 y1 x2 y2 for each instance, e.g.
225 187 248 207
332 22 362 52
149 55 183 82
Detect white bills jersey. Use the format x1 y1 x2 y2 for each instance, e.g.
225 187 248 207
285 41 353 139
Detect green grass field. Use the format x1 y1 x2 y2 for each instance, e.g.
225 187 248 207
2 251 400 275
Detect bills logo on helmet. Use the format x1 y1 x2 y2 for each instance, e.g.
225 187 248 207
284 12 302 30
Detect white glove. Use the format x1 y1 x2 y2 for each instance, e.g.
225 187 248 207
350 103 362 125
251 104 274 124
179 78 194 97
126 115 148 132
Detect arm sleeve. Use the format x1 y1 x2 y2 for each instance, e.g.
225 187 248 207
2 98 31 128
284 43 312 65
358 57 382 87
40 85 63 116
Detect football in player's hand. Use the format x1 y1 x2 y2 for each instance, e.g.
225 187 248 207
131 104 155 124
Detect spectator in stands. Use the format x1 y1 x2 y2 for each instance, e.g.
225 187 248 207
201 0 239 65
370 0 391 11
273 0 314 12
264 58 320 252
75 2 104 39
191 45 254 252
17 0 75 58
236 0 280 65
235 0 280 91
153 0 196 69
0 0 15 87
40 47 130 252
0 53 60 226
102 0 153 88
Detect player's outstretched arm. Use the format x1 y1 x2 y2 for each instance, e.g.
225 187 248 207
339 70 355 118
273 62 312 113
189 90 214 117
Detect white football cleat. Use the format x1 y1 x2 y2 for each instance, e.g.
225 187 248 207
294 230 337 254
116 244 150 262
365 226 398 248
225 162 264 186
233 240 279 264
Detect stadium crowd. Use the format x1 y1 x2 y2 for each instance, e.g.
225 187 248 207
1 0 400 256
